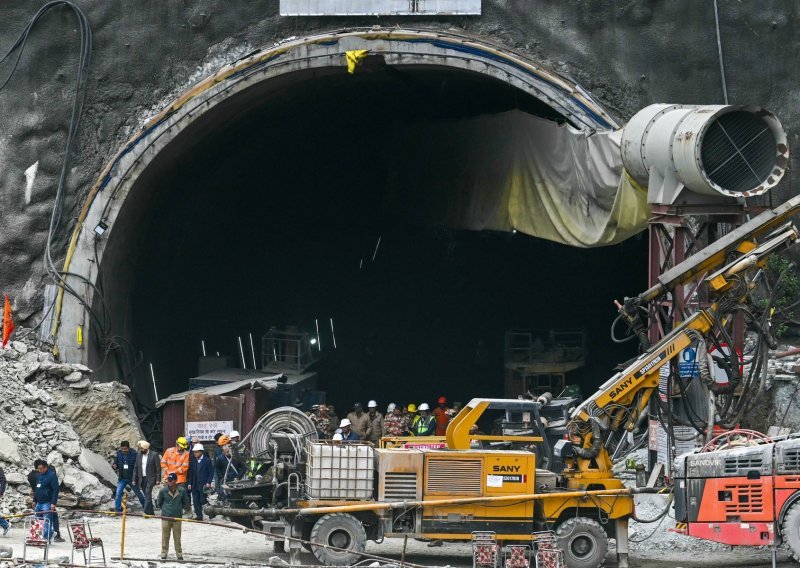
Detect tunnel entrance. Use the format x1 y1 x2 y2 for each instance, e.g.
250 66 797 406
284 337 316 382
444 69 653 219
57 30 646 424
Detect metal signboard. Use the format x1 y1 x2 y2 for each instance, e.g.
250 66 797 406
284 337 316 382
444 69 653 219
280 0 481 16
677 346 700 379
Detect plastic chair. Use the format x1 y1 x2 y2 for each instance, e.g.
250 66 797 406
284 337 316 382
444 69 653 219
68 518 106 565
504 544 531 568
472 531 499 568
23 517 50 564
532 531 564 568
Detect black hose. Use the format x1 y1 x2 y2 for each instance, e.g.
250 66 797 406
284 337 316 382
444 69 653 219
573 419 602 460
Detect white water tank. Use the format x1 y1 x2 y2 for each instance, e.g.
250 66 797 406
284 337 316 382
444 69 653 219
621 104 788 204
305 442 374 500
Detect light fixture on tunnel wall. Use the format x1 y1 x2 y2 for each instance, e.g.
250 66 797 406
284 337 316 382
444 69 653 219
93 220 109 236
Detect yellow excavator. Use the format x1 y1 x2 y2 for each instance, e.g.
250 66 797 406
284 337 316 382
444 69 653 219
209 195 800 568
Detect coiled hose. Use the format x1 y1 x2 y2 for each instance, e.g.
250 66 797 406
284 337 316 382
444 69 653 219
242 406 319 458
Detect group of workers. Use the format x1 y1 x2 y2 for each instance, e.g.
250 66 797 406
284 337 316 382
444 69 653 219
157 429 248 559
309 397 457 441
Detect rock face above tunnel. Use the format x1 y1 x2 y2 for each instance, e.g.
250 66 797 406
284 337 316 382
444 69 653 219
0 0 797 327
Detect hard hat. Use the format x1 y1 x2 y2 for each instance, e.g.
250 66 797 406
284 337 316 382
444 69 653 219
407 404 417 413
367 400 377 408
332 433 344 441
229 430 240 438
418 403 430 411
340 418 352 428
387 403 396 413
192 444 205 452
217 435 230 446
438 396 447 404
176 437 189 449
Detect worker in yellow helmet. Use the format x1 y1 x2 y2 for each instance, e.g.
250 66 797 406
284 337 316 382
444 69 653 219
160 437 190 485
405 404 418 436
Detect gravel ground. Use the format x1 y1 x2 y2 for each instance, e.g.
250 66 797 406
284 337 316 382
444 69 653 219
0 513 797 568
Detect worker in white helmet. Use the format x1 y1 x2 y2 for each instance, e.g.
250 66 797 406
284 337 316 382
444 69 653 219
339 419 360 441
228 430 241 444
187 444 213 521
365 400 384 443
411 403 436 436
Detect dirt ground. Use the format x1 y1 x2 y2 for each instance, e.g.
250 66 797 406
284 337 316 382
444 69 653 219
0 512 797 568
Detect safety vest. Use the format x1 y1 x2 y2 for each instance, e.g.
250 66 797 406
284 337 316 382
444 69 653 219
161 447 189 483
412 415 436 437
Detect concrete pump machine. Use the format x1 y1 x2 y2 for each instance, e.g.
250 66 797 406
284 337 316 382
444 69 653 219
206 194 800 568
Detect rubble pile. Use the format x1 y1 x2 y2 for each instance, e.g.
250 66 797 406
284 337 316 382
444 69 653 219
0 336 143 516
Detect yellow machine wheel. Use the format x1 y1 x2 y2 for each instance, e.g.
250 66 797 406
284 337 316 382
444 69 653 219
555 516 607 568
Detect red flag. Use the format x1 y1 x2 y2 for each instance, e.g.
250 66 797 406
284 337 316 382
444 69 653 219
2 294 14 348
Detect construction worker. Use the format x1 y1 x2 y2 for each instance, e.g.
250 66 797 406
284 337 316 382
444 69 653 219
346 403 370 439
187 443 214 521
328 405 339 430
32 459 59 542
365 400 384 443
155 473 190 560
405 404 418 434
411 403 436 436
433 396 452 436
339 419 360 441
0 464 8 536
314 405 336 439
112 440 145 512
383 403 408 436
215 439 244 484
161 437 190 485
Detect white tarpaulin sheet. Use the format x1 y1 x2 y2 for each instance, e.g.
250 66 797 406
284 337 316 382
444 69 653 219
385 110 649 247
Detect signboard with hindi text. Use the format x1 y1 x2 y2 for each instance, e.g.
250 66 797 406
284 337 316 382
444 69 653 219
186 421 233 442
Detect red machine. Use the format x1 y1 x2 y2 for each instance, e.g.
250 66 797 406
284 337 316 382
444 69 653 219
674 430 800 560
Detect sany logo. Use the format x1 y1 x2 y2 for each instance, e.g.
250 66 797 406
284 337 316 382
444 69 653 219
492 465 521 472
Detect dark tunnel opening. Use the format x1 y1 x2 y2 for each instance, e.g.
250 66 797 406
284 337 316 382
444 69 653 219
92 64 648 421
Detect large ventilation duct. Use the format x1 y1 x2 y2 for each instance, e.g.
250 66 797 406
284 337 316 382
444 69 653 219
621 104 788 205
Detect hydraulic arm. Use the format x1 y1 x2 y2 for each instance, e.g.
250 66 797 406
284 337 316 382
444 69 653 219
567 195 800 465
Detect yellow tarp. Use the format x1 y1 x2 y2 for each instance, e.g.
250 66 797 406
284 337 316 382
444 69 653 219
385 110 649 248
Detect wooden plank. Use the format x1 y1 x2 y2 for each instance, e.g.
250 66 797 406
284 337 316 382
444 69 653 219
647 463 663 488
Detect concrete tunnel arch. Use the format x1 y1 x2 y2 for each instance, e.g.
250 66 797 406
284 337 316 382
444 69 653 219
52 27 622 405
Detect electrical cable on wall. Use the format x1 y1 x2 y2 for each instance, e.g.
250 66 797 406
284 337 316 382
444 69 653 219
0 2 147 418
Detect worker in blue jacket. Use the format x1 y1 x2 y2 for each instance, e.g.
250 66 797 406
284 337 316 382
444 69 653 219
32 459 59 541
113 440 145 512
187 443 214 521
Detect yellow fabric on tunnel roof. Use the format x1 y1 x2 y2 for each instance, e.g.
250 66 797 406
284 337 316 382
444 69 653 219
385 110 649 248
345 50 369 74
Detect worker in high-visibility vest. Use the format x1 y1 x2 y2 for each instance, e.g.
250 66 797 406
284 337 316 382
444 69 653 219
161 437 190 485
411 404 436 436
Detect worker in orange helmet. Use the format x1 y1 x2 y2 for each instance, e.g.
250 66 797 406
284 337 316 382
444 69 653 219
433 396 453 436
